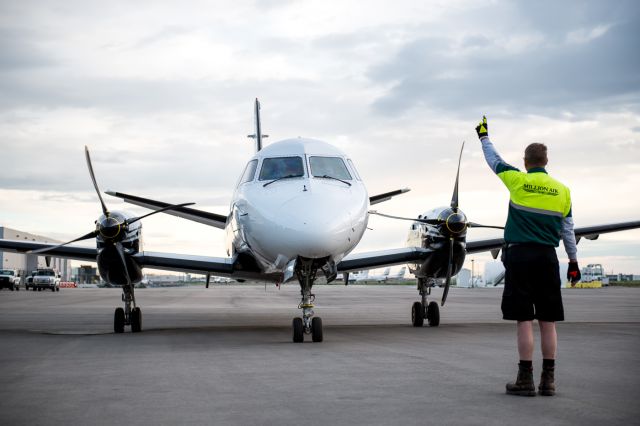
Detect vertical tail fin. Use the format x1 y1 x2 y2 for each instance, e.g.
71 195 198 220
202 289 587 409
247 98 268 152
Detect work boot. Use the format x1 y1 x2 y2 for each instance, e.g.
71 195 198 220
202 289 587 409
538 367 556 396
506 364 536 396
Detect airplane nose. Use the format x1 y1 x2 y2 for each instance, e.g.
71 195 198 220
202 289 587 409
248 194 355 261
282 205 352 257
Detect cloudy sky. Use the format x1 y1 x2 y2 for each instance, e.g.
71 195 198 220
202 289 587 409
1 0 639 276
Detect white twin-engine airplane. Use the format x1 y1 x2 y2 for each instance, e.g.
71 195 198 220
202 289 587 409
1 99 639 343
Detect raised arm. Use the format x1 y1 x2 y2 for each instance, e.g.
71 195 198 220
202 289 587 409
476 116 520 176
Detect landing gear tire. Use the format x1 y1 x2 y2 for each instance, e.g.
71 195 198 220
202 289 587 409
311 317 323 342
427 301 440 327
411 301 425 327
292 317 304 343
114 307 125 333
131 307 142 333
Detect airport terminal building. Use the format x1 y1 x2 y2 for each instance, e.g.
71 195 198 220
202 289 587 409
0 226 71 281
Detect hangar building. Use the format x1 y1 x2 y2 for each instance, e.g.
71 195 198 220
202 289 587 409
0 226 72 281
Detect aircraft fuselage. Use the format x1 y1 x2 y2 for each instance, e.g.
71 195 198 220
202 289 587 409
225 138 369 280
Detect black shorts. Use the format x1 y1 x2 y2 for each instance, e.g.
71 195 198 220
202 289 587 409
502 244 564 322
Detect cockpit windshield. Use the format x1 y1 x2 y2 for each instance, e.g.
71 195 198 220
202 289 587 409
309 156 352 180
259 157 305 181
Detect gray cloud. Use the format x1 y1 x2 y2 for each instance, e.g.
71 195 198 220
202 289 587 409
0 28 54 71
132 26 195 49
369 1 640 117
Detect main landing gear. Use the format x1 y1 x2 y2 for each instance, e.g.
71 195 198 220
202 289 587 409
411 278 440 327
292 258 323 343
114 284 142 333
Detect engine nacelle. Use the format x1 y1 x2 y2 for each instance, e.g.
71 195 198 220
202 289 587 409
96 211 143 286
406 206 467 279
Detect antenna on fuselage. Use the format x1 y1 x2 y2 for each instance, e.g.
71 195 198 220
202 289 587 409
247 98 268 152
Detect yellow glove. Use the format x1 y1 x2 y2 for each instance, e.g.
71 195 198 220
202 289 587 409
475 116 488 139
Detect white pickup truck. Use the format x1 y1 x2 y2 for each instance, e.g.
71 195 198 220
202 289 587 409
0 269 21 291
28 269 61 292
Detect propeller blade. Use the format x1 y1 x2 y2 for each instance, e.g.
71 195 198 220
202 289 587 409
467 222 505 230
115 242 132 286
441 238 454 306
85 146 109 216
28 230 98 254
125 202 196 226
450 141 465 212
369 210 441 226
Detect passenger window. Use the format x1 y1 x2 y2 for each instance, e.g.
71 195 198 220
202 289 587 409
309 156 352 180
347 159 361 180
238 160 258 186
259 157 305 181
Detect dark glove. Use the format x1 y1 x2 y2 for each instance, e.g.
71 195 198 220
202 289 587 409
567 261 581 285
475 115 488 139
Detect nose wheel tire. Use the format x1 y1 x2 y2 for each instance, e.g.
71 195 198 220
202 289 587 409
131 307 142 333
427 301 440 327
411 301 425 327
311 317 323 342
114 307 125 333
292 317 304 343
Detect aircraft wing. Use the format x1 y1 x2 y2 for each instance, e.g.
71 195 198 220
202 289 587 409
466 220 640 255
337 220 640 271
133 252 234 274
105 191 228 229
0 238 277 281
0 239 98 262
337 247 434 272
369 188 410 205
127 252 284 281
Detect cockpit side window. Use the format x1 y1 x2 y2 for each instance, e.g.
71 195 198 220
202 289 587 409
309 156 352 180
259 156 305 181
238 159 258 186
347 159 361 180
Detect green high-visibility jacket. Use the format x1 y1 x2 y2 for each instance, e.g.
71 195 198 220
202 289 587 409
480 137 577 259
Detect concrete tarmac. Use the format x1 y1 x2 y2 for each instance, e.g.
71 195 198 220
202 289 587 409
0 285 639 425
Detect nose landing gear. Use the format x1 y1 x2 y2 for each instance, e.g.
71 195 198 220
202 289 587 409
292 258 324 343
114 284 142 333
412 278 440 327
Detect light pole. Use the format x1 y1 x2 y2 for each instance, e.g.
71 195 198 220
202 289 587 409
471 259 475 288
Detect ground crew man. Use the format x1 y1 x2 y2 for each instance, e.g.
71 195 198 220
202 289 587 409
475 116 581 396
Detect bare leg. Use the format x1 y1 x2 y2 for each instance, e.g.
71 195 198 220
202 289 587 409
539 321 557 359
517 320 534 361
